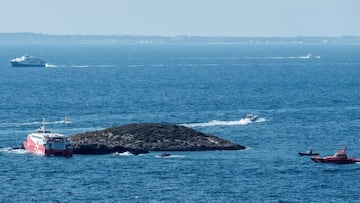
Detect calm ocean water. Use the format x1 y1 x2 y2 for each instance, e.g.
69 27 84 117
1 44 360 202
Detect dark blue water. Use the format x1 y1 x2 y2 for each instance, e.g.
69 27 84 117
1 44 360 202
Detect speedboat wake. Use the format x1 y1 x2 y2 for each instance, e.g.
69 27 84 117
245 53 320 60
45 63 59 68
0 118 71 127
182 117 266 128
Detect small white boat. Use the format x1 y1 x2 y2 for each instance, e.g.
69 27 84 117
11 55 46 67
64 116 71 123
245 114 258 122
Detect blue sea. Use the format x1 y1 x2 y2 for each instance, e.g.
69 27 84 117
1 43 360 202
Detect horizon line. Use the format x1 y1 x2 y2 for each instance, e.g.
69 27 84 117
1 32 359 38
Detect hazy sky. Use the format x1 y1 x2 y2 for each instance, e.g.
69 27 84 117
1 0 359 36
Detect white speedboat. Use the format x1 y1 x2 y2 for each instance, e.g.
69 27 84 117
245 114 258 122
23 119 73 157
64 116 71 124
11 55 46 67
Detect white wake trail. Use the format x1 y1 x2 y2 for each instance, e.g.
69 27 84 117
182 117 267 128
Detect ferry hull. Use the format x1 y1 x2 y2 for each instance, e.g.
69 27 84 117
23 139 73 157
23 139 46 156
11 62 45 67
45 149 73 157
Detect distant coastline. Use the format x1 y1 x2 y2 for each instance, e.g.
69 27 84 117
1 33 360 45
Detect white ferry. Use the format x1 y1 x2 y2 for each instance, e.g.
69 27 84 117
23 119 73 157
11 55 46 67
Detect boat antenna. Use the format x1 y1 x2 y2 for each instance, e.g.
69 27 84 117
41 118 46 133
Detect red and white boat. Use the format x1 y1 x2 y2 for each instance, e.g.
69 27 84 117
311 147 360 164
23 119 73 157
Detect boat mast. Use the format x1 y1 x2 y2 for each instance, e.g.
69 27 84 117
40 118 46 133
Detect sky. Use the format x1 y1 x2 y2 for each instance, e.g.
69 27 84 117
0 0 359 36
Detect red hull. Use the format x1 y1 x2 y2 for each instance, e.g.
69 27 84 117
23 139 72 157
311 156 360 164
310 147 360 164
